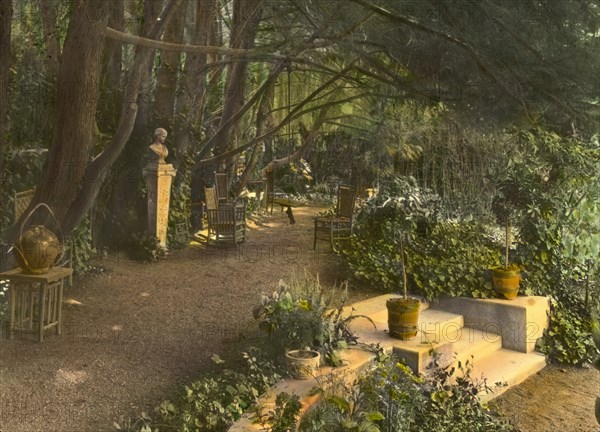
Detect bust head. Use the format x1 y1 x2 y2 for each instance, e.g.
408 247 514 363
149 127 169 162
153 127 168 144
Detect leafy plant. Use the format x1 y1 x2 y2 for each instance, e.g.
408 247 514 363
537 298 599 366
69 215 97 275
301 354 517 432
260 392 302 432
299 380 383 432
408 222 503 300
343 176 442 295
125 232 166 262
116 349 281 432
253 273 375 367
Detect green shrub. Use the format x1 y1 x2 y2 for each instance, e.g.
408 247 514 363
301 354 517 432
125 233 166 262
409 222 503 300
537 298 599 366
343 221 503 301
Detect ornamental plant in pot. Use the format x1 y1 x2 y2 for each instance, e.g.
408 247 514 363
253 279 322 379
387 237 421 340
254 274 374 379
491 182 523 300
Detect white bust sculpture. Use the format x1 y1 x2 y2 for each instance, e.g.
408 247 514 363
149 127 169 163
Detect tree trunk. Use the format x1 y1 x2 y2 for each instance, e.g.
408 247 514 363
153 2 184 131
60 0 180 235
0 0 12 233
38 0 61 81
100 0 163 243
103 0 124 89
0 0 12 154
24 0 110 230
213 0 263 177
171 0 215 164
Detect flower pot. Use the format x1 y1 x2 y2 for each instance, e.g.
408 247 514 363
386 297 420 340
491 266 521 300
285 349 320 380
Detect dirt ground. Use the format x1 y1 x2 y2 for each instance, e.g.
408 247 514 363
0 205 598 432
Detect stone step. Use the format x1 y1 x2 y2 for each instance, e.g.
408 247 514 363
350 308 464 373
433 296 550 353
466 348 547 403
449 326 504 369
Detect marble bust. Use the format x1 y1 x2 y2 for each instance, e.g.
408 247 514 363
149 127 169 163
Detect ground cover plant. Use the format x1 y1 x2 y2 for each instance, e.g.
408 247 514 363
299 353 518 432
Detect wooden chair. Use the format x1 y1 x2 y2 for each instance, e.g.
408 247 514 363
204 186 246 245
14 189 35 222
214 172 229 205
313 184 357 250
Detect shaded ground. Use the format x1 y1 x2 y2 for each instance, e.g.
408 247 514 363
0 205 598 431
491 364 600 432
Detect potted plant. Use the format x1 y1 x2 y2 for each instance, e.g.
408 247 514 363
491 182 522 300
254 275 374 379
253 280 322 379
387 237 421 340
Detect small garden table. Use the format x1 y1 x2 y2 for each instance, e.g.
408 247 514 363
1 266 73 342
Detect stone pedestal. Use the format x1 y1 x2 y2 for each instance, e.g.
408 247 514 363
143 162 177 248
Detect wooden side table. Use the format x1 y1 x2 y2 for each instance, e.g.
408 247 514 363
1 267 73 342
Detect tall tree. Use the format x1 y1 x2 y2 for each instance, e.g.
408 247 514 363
27 0 110 228
0 0 12 154
213 0 263 180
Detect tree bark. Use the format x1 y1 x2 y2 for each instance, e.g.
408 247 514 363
103 0 124 89
0 0 12 233
98 0 164 242
38 0 61 81
213 0 263 178
153 2 184 131
23 0 110 231
0 0 12 154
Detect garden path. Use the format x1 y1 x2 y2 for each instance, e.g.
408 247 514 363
0 205 597 432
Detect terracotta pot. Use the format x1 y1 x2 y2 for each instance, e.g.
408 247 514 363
491 267 521 300
285 349 320 380
386 297 420 340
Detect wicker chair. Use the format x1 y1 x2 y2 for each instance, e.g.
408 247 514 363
204 186 246 245
313 184 357 249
